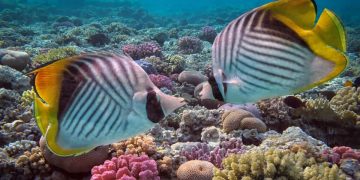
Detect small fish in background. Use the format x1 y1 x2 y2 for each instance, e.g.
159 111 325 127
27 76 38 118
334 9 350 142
344 77 360 88
28 53 185 156
198 0 348 104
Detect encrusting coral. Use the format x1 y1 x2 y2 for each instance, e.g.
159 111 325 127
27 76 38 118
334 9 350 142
176 160 214 180
213 148 347 180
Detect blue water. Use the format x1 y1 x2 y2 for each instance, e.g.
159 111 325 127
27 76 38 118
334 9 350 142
2 0 358 26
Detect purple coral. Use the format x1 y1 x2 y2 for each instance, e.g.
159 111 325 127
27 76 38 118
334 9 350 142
149 74 173 91
178 36 203 54
180 138 243 168
122 42 162 60
198 26 217 43
91 154 160 180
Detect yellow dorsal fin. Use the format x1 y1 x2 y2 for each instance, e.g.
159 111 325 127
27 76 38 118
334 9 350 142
260 0 317 30
313 9 347 52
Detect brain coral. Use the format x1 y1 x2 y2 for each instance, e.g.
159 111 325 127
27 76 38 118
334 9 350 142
222 109 267 133
177 160 214 180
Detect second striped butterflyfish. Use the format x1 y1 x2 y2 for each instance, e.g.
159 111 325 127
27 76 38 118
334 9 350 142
198 0 348 104
28 53 185 156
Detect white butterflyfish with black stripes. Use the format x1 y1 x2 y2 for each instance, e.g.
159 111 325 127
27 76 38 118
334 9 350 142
198 0 348 104
28 53 185 156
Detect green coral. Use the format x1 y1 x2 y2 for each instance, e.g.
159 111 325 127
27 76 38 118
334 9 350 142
33 47 78 64
146 54 185 75
213 148 346 180
20 89 34 107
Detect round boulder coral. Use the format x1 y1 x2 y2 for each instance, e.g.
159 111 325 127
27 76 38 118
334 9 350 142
221 109 253 133
240 117 267 133
176 160 214 180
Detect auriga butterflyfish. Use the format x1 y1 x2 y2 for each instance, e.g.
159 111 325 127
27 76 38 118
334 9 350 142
198 0 348 104
28 53 185 156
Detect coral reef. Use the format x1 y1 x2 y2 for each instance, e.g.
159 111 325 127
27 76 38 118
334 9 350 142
91 154 160 180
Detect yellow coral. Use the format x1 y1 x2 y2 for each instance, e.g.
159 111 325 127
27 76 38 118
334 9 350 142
15 147 51 175
33 47 78 64
20 89 34 107
111 135 156 156
213 148 346 180
294 88 360 126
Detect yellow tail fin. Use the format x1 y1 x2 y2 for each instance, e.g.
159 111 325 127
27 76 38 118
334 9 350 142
313 9 347 52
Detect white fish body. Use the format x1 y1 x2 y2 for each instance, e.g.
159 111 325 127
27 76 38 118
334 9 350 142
210 0 347 104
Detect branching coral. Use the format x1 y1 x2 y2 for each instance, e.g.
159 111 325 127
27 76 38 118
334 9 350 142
293 87 360 127
213 148 347 180
146 55 185 75
20 89 34 107
322 146 360 164
15 147 52 176
4 140 37 157
180 138 243 168
111 135 157 157
91 154 160 180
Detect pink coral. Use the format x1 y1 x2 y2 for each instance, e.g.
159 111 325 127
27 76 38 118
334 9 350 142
122 42 162 60
149 74 173 91
322 146 360 164
91 154 160 180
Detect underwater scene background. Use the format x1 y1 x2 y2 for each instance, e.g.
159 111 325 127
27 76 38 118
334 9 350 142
1 0 360 179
